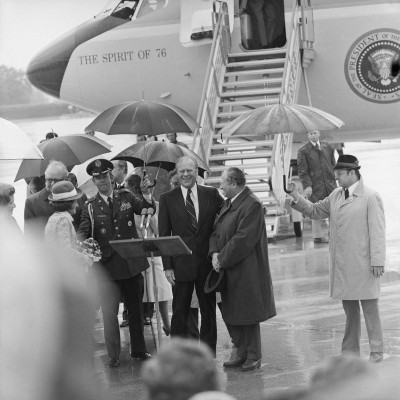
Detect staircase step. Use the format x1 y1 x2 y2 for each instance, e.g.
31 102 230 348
208 162 271 172
221 88 280 98
211 140 273 150
205 173 270 185
219 98 279 107
225 67 284 77
208 150 272 161
228 49 287 59
227 58 285 69
222 77 282 88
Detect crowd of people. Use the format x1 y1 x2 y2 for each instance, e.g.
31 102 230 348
0 127 393 400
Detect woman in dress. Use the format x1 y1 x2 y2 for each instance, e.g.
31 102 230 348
0 183 22 235
44 180 83 250
125 173 172 335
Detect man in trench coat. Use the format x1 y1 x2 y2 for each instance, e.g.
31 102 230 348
289 154 385 363
209 167 276 371
297 130 336 243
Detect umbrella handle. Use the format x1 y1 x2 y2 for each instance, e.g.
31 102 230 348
143 168 157 188
283 175 292 194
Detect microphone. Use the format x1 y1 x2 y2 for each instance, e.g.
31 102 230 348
140 208 148 229
145 207 154 230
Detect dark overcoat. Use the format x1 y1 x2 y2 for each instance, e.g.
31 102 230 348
209 187 276 325
297 141 336 202
158 184 224 282
77 189 154 280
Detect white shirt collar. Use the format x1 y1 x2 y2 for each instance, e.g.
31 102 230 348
345 180 359 197
180 184 198 199
230 187 246 204
311 140 321 147
99 192 113 203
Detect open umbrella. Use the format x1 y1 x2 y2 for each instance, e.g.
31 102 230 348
0 117 43 160
15 134 112 181
219 103 344 140
219 103 344 192
85 100 200 137
111 141 210 178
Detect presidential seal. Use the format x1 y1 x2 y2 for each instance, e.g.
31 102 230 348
344 29 400 103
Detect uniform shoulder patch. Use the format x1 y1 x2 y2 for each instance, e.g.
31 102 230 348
85 196 96 204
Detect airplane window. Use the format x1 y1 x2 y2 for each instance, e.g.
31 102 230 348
136 0 168 18
112 0 138 19
96 0 121 17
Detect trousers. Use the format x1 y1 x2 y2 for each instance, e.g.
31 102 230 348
229 323 261 361
342 299 383 354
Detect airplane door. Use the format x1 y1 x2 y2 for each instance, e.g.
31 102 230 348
180 0 234 46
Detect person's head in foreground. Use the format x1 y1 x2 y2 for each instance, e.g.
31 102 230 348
0 183 16 217
333 154 361 189
48 180 83 215
141 338 222 400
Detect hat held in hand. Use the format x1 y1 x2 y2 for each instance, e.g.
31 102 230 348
204 268 225 294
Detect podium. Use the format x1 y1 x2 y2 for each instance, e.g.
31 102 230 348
110 236 191 347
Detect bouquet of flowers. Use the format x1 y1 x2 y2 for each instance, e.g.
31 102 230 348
76 238 102 265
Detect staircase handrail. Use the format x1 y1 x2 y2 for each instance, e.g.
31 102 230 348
271 0 302 210
191 1 231 164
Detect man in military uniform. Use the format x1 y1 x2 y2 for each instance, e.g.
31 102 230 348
77 159 154 368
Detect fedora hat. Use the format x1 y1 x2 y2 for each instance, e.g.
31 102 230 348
334 154 361 170
48 181 83 202
204 268 225 294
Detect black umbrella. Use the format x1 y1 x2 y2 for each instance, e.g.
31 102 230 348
85 100 200 137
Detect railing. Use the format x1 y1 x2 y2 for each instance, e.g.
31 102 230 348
191 1 231 163
270 0 302 211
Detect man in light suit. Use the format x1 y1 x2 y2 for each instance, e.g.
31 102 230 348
209 167 276 371
159 156 224 354
289 154 385 363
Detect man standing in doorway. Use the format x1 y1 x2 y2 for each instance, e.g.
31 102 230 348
297 130 336 243
289 155 385 363
209 167 276 371
159 156 224 354
166 133 189 148
112 160 128 190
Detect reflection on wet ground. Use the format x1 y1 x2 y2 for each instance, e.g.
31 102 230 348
93 222 400 400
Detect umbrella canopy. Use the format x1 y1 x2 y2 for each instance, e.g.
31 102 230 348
219 103 344 140
15 134 112 181
84 100 200 136
111 141 210 178
0 117 43 160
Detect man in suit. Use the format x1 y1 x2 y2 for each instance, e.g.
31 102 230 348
24 160 68 237
289 155 385 363
297 130 336 243
112 160 128 190
209 167 276 371
159 156 224 354
77 159 155 368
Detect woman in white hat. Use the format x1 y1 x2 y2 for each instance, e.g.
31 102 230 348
44 180 83 250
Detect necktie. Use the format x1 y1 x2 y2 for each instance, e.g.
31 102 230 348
221 199 231 215
186 189 198 230
317 143 321 151
107 196 113 210
344 189 349 200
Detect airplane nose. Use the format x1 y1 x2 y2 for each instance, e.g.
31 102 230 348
26 32 76 99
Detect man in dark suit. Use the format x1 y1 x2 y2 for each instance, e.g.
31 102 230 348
297 130 336 243
112 159 128 190
209 167 276 371
77 159 155 368
159 156 224 354
24 160 68 237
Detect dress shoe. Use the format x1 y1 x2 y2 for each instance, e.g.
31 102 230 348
314 237 329 244
369 352 384 363
120 320 129 327
107 358 120 368
241 359 261 371
223 357 246 368
131 351 152 360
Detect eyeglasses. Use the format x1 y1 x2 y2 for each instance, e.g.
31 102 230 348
334 170 349 178
45 178 63 184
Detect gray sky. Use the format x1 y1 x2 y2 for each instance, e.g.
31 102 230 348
0 0 103 70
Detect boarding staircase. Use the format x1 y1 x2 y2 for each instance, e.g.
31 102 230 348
192 0 314 237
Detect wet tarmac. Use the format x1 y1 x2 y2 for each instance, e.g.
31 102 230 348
92 220 400 400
